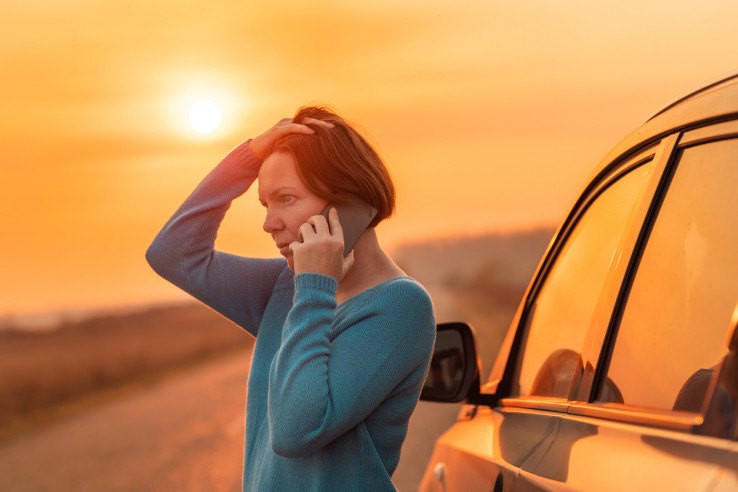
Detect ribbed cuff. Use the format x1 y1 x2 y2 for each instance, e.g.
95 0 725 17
221 139 262 174
294 273 339 295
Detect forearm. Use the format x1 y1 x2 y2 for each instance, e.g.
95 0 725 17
145 140 285 333
267 273 341 456
146 140 259 281
267 275 436 457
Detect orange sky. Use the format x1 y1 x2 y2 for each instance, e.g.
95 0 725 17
2 0 738 316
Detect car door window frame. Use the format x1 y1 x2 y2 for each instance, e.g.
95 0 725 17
493 136 675 410
483 142 659 398
573 119 738 436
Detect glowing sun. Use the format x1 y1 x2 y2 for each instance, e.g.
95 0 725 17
188 99 222 134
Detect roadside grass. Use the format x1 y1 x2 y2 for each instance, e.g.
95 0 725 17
0 303 253 440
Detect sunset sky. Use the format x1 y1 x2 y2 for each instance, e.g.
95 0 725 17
2 0 738 316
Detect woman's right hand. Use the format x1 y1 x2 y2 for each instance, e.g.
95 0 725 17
249 117 334 161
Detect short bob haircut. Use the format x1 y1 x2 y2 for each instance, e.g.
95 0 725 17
271 106 395 228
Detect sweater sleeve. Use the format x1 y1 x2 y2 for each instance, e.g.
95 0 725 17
145 140 286 336
267 273 436 458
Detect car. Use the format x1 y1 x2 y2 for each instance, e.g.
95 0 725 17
418 72 738 492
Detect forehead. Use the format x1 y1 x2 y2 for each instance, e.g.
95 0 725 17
257 151 306 198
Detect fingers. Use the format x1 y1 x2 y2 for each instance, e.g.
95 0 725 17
296 214 330 244
326 207 344 240
252 116 335 160
281 118 333 138
291 211 349 280
302 117 335 130
296 222 315 243
281 120 315 136
304 207 344 241
278 117 334 136
251 118 317 160
306 214 331 236
288 239 300 255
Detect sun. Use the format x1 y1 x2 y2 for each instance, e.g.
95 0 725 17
188 99 222 134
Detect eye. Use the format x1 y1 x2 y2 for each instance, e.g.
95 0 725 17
282 194 295 204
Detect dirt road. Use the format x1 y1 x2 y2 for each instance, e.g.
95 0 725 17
0 350 251 492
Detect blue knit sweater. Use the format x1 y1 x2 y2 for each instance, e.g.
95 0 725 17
145 141 436 491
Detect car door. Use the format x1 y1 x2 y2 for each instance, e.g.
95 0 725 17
515 121 738 491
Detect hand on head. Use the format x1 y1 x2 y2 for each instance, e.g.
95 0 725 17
249 117 334 161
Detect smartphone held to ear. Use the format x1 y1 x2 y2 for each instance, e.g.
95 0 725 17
321 202 377 256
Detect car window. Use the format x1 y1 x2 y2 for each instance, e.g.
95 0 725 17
512 162 655 399
597 139 738 436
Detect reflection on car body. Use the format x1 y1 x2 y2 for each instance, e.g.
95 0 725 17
419 72 738 492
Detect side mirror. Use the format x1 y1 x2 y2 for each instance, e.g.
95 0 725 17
421 322 481 403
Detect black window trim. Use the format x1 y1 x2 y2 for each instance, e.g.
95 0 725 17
587 132 683 405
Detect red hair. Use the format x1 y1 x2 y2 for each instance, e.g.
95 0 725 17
271 106 395 228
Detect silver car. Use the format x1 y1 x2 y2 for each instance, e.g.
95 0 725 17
419 72 738 491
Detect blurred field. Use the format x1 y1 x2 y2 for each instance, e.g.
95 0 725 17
0 303 252 438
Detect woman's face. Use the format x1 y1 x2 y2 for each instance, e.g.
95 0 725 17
258 151 328 269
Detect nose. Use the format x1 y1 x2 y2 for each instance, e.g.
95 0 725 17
262 208 283 234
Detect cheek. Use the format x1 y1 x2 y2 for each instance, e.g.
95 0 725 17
285 212 310 233
278 210 309 238
287 202 327 232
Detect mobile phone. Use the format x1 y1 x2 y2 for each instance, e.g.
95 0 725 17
321 201 378 256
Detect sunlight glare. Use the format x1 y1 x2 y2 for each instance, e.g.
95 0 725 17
188 99 222 134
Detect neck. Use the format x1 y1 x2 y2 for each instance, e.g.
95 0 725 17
335 228 404 304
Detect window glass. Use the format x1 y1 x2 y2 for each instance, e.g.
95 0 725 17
514 163 654 398
599 139 738 431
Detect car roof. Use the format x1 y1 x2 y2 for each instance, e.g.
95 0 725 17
586 70 738 182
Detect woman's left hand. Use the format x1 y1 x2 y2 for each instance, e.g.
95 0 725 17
290 208 354 282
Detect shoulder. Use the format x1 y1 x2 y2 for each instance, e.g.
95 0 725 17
332 276 435 360
381 277 433 306
377 278 436 358
369 277 435 332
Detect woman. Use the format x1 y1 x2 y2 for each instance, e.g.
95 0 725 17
146 106 435 491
